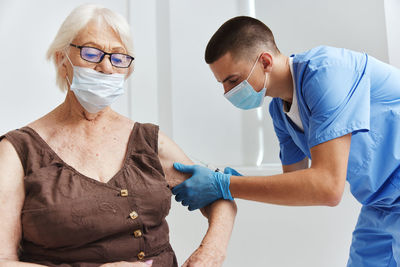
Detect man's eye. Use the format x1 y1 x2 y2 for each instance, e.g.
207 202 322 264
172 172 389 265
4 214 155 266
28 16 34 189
229 79 238 84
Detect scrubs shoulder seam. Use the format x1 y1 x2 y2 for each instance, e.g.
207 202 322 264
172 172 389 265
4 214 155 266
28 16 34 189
309 121 369 148
306 63 365 75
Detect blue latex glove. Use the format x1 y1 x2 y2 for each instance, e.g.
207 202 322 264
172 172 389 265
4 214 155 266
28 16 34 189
172 163 233 211
223 166 243 176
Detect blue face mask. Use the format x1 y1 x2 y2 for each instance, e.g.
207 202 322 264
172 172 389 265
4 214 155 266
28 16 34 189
224 54 268 110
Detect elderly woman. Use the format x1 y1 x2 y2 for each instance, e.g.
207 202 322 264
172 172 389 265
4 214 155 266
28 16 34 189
0 4 236 267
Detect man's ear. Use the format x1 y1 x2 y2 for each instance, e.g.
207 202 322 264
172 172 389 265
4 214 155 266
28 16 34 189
260 52 273 72
55 51 67 78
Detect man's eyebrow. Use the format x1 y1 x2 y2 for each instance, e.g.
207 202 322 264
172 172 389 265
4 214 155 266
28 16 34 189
222 74 238 83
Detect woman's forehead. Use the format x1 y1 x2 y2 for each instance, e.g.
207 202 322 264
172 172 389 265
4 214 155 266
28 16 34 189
74 20 125 51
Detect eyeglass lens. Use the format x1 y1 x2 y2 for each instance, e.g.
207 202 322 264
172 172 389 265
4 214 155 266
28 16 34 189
80 46 132 68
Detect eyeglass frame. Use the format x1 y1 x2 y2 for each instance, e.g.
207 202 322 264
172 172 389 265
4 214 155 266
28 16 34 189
69 43 134 68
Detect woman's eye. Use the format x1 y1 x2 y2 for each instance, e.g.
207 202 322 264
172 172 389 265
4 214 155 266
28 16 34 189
113 57 122 63
85 53 98 58
229 79 238 84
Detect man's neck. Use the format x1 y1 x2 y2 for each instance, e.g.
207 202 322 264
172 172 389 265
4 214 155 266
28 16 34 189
269 54 294 103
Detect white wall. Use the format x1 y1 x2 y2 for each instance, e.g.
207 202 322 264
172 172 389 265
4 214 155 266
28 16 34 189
256 0 388 59
384 0 400 68
167 0 245 166
128 0 159 124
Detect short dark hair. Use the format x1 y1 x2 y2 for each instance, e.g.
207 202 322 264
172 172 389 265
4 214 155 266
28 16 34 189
205 16 279 64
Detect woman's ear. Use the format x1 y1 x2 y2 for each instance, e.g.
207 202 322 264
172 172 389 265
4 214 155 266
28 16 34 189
55 51 67 78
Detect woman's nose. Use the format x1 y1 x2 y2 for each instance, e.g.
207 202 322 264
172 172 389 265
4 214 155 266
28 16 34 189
95 55 114 74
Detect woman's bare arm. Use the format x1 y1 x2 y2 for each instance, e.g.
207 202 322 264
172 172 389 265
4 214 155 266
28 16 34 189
0 138 47 267
158 131 237 266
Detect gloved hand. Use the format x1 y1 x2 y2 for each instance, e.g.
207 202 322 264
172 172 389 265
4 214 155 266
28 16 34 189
172 163 233 211
223 166 243 176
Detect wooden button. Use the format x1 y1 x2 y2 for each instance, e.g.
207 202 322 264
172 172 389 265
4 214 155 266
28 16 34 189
120 189 128 197
134 229 142 238
129 211 138 220
137 251 145 260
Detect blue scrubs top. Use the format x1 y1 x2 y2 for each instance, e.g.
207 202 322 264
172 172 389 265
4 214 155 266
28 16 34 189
269 46 400 208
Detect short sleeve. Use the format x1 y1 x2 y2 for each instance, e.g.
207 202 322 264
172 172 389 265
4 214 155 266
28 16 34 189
269 99 306 165
303 64 370 148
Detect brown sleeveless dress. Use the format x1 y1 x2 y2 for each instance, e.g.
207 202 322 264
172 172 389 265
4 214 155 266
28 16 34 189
0 123 178 267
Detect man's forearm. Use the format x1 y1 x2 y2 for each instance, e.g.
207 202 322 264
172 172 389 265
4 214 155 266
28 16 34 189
230 167 345 207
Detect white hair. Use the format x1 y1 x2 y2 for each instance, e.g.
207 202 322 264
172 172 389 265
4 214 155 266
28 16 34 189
46 4 134 91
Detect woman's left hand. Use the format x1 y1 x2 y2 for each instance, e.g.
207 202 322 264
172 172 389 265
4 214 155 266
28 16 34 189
182 244 225 267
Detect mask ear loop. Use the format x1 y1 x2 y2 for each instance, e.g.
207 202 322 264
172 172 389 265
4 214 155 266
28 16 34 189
246 52 263 80
263 72 268 89
64 49 74 87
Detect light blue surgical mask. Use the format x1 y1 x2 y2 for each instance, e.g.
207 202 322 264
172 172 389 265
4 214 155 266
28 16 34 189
224 54 268 110
65 53 126 114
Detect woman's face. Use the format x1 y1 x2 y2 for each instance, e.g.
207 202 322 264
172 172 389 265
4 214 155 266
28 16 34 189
65 20 130 84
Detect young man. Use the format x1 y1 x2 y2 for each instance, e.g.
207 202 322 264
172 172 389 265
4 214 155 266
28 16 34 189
172 16 400 266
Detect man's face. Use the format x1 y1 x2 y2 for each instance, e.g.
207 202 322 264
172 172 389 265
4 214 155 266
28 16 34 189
209 52 266 95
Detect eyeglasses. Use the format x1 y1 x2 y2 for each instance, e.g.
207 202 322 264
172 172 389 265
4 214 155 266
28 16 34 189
70 43 134 68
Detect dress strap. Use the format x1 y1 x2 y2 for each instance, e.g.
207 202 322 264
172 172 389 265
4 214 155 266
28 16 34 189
129 122 160 155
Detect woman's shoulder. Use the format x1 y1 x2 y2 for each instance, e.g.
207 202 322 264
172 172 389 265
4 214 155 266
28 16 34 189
0 128 27 177
23 110 58 138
